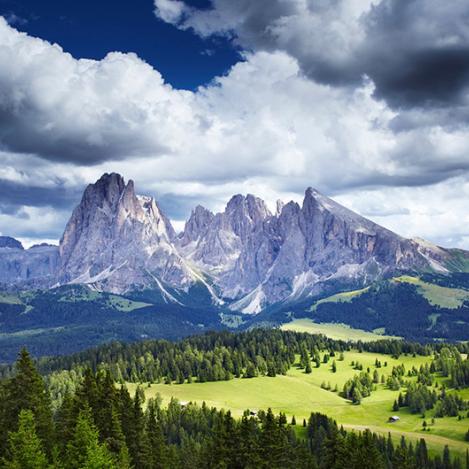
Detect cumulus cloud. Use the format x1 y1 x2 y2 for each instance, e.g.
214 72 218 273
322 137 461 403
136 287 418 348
154 0 469 111
0 18 197 164
0 17 468 248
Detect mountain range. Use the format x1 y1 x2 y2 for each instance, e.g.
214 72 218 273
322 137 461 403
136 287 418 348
1 173 468 315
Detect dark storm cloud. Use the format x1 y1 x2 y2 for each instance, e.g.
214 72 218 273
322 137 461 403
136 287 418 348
361 0 469 108
0 99 170 166
368 46 469 108
0 178 81 211
159 0 469 111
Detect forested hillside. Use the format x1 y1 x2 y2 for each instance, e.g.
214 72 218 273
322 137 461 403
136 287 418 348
0 349 466 469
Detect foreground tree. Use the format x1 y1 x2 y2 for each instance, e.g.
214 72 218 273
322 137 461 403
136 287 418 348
2 409 49 469
66 407 116 469
1 349 54 455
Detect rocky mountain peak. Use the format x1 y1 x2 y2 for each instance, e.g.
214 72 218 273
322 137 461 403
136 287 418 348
82 172 126 208
0 236 24 250
302 186 334 214
179 205 214 246
57 173 190 292
224 193 271 236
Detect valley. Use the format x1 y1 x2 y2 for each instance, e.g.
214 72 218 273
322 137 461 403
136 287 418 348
127 349 469 459
1 4 468 466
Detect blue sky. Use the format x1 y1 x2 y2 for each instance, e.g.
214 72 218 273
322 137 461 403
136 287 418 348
0 0 468 249
0 0 239 89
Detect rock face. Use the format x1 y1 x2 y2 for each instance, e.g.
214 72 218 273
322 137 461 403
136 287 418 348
178 187 440 313
1 173 466 312
0 243 59 287
58 173 194 294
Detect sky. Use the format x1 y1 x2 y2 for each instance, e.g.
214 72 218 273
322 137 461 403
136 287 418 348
0 0 468 249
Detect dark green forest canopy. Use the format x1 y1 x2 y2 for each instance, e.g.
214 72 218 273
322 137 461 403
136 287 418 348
1 329 468 386
3 329 467 383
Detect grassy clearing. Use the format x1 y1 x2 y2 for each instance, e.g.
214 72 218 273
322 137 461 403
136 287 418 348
57 289 150 312
393 276 469 309
105 295 151 312
280 319 400 342
0 293 22 304
219 313 246 328
129 350 469 459
310 287 370 311
0 326 65 338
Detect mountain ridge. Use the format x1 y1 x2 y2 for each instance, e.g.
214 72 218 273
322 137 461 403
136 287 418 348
0 173 467 314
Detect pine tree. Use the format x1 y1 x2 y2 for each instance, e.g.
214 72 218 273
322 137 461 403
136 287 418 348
352 387 363 404
66 406 116 469
126 388 151 468
3 349 54 455
442 445 451 469
146 400 168 469
95 372 127 456
373 370 379 383
244 363 257 378
415 438 429 469
55 391 77 454
260 408 289 467
238 415 261 468
2 409 49 469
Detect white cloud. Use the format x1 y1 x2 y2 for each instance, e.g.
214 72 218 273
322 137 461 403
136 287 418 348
0 18 468 248
154 0 188 24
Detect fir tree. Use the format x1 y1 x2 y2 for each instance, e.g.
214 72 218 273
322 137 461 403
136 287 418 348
2 349 54 455
66 407 115 469
2 409 49 469
146 399 168 469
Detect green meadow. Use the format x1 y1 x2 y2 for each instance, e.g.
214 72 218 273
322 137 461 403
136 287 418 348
393 275 469 309
128 349 469 459
280 318 400 342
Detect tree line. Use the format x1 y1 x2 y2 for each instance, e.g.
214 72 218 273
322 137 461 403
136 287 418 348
3 329 465 386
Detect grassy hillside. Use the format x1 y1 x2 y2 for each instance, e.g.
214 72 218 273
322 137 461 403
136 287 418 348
393 275 469 309
280 319 400 342
309 287 370 311
129 349 469 459
290 276 469 341
0 285 223 361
